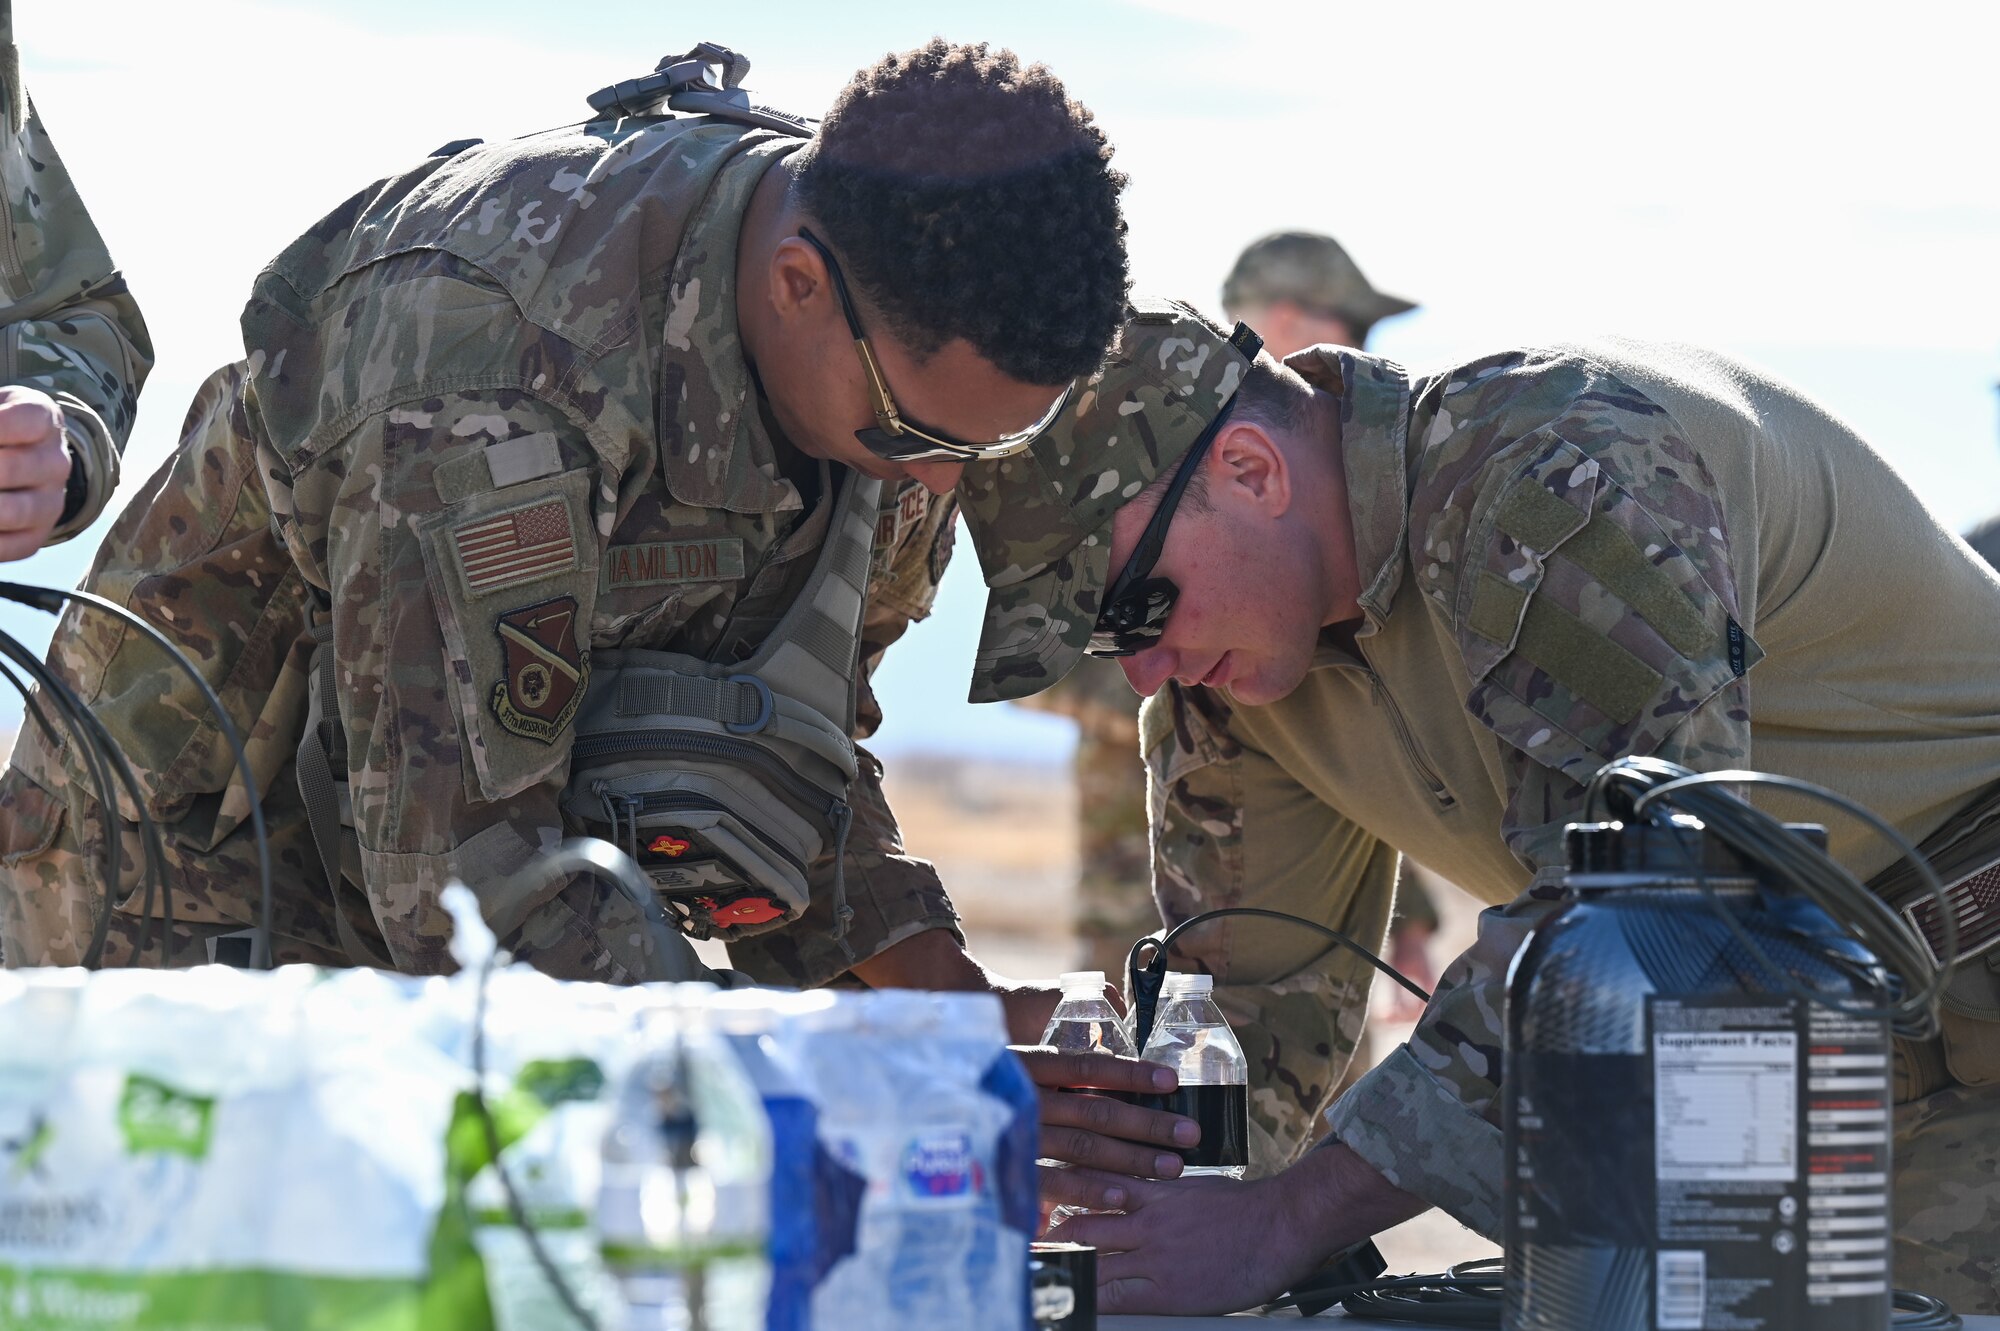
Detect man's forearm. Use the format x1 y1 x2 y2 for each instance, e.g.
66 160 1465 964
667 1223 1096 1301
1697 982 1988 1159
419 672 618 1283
848 926 1059 1043
1281 1141 1430 1259
849 924 989 990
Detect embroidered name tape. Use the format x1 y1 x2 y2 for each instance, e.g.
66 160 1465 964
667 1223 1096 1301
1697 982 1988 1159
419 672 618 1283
455 498 576 594
605 538 746 589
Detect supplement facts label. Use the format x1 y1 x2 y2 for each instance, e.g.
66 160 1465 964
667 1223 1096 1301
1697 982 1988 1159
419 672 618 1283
1654 1022 1797 1181
1647 997 1890 1331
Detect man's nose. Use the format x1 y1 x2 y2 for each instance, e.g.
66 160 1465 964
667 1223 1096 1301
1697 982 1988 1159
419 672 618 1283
904 458 965 496
1119 648 1176 698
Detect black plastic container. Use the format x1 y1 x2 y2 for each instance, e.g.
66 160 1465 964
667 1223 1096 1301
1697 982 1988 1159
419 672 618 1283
1503 819 1895 1331
1030 1241 1096 1330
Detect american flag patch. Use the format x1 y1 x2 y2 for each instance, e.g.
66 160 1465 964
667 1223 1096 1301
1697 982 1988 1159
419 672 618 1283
453 499 576 594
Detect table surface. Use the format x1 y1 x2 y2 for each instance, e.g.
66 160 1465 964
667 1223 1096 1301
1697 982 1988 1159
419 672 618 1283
1103 1314 2000 1329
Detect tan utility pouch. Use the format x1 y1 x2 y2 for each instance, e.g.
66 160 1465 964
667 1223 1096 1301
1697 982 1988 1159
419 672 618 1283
559 469 880 947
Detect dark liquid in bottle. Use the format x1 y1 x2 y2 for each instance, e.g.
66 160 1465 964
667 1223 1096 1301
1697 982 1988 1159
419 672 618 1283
1138 1083 1247 1169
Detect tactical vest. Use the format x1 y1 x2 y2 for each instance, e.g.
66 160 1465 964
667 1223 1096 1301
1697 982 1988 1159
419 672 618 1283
559 461 880 947
288 46 882 970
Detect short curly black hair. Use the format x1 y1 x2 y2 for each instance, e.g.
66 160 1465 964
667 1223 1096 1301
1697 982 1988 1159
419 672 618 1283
794 40 1129 386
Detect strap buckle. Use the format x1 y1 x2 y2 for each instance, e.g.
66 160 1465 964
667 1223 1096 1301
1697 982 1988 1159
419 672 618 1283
724 673 774 735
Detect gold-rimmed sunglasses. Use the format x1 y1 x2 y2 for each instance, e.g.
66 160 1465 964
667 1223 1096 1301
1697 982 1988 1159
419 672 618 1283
798 228 1072 463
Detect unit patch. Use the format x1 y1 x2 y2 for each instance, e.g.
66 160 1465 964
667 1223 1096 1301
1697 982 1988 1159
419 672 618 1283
647 833 692 859
605 538 746 589
491 596 589 743
454 497 576 595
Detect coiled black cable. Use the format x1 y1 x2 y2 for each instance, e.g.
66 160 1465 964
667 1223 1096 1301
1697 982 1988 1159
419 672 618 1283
0 619 169 963
1266 1261 1961 1329
1598 758 1954 1034
0 581 273 967
0 641 175 963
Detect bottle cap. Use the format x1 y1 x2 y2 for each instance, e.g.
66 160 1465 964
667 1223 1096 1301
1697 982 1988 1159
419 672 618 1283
1160 971 1213 997
1059 970 1107 993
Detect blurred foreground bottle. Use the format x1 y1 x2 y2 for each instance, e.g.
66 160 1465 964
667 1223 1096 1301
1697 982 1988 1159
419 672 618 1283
599 1006 772 1331
711 992 829 1331
1138 973 1247 1179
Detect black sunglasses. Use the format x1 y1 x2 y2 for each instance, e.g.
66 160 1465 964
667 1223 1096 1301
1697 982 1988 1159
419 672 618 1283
1087 322 1262 657
1087 398 1242 658
797 228 1072 463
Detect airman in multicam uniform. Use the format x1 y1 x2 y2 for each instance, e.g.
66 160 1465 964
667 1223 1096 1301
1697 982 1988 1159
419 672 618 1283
961 306 2000 1313
0 42 1126 998
0 0 151 560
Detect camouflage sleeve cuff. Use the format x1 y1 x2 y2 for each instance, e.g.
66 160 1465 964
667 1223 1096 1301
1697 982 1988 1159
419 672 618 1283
45 392 118 543
1326 1044 1506 1238
725 850 964 990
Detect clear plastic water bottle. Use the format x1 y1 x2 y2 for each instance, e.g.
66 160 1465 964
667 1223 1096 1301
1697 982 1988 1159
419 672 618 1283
1138 972 1248 1180
598 1005 772 1331
1039 970 1136 1223
1039 971 1135 1060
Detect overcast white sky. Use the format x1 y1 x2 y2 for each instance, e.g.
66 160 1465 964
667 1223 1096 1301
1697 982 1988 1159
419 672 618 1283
5 0 1997 759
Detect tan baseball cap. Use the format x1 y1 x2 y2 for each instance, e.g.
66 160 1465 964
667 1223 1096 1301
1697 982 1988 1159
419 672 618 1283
1221 230 1416 331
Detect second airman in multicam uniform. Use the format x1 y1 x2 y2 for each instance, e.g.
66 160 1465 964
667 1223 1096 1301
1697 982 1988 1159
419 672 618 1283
0 0 151 560
1018 230 1419 1015
961 305 2000 1314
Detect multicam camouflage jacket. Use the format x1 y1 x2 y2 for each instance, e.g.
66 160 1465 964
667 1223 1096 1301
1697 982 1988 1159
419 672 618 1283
1144 340 2000 1232
0 0 152 538
7 113 959 984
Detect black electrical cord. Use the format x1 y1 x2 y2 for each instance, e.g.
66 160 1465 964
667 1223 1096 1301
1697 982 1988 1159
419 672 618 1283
0 626 140 964
1267 1261 1961 1329
1630 767 1954 1033
0 581 275 967
1125 905 1431 1050
0 639 180 965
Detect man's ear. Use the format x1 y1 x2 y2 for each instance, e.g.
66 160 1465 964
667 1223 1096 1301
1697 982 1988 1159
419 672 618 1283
767 235 826 321
1209 421 1292 518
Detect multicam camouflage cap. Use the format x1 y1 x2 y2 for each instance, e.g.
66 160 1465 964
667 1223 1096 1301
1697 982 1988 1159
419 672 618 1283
1221 230 1416 331
957 296 1260 704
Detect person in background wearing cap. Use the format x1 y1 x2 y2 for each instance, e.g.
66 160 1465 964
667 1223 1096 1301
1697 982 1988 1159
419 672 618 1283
0 0 151 562
1219 229 1414 360
1015 231 1428 1180
959 304 2000 1313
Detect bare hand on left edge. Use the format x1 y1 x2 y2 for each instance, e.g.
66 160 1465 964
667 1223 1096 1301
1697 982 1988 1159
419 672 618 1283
0 387 71 561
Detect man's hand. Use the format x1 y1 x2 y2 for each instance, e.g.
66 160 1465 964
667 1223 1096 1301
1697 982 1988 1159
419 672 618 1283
0 387 73 561
1057 1143 1430 1316
1014 1047 1197 1216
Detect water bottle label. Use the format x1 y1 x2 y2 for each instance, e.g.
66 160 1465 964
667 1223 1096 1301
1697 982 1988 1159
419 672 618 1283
902 1131 979 1201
